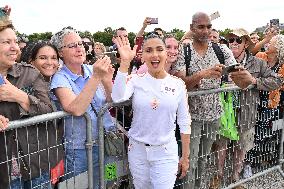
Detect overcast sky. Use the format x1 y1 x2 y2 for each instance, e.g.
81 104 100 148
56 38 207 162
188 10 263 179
2 0 284 35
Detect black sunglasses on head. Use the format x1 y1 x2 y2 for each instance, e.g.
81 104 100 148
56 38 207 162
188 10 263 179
228 37 243 44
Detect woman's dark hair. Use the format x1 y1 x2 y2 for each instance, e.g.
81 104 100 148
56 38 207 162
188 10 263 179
29 41 60 62
143 32 165 47
19 41 37 63
140 32 166 51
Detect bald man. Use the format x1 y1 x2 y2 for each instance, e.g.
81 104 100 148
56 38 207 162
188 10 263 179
173 12 237 188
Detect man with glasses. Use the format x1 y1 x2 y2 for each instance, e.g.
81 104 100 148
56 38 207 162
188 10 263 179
212 28 283 189
172 12 237 189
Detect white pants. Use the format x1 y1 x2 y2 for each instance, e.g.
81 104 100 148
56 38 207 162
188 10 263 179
128 138 179 189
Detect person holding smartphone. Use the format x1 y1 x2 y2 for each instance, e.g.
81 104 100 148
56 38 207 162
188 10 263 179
251 24 279 55
173 12 236 189
112 33 191 189
211 28 284 188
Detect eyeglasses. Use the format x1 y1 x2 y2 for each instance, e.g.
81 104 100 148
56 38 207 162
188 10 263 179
62 41 84 49
228 37 243 44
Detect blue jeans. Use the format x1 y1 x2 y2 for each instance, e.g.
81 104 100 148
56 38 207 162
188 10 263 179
9 171 52 189
65 146 99 189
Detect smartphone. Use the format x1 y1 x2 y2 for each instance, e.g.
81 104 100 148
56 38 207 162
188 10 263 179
0 7 7 18
270 19 279 27
210 11 220 21
222 63 240 75
0 74 5 85
150 18 158 24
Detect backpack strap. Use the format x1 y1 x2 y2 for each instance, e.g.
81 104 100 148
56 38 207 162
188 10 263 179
212 42 225 65
212 42 227 83
183 44 191 76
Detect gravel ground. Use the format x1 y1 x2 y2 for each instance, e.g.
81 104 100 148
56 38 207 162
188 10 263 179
243 170 284 189
196 154 284 189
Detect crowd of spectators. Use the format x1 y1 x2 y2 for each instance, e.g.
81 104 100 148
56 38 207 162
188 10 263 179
0 5 284 189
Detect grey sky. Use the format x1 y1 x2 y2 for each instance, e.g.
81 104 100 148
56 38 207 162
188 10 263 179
3 0 284 35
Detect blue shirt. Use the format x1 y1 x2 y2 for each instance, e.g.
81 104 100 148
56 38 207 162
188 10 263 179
50 64 114 149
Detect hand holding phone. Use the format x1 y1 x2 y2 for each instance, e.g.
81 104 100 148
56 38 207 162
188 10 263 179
222 63 241 75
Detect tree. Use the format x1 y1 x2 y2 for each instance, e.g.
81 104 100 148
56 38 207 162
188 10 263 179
79 30 93 41
169 28 185 41
104 27 115 34
128 32 136 47
219 28 233 37
93 31 113 46
28 32 52 42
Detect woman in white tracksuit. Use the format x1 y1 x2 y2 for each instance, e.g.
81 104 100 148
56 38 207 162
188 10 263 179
111 33 191 189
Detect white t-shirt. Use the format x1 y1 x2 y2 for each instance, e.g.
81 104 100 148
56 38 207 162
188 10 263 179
112 71 191 145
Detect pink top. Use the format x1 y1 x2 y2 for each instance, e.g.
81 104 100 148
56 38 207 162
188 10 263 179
137 63 148 74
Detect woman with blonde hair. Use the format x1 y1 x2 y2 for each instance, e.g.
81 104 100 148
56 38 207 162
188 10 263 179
94 42 106 59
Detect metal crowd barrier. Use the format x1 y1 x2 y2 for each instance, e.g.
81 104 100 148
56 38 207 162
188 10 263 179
96 85 284 189
3 84 284 189
4 111 94 189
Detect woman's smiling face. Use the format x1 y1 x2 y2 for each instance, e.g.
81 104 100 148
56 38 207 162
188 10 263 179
142 37 167 73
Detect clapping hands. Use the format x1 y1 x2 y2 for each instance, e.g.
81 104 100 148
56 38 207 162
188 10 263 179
93 56 114 81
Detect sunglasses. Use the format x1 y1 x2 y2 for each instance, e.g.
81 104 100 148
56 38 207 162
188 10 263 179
228 37 243 44
62 41 84 49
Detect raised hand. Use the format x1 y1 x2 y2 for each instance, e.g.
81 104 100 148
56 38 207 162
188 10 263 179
143 17 152 28
3 5 11 16
113 36 137 72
